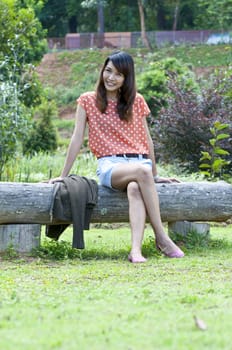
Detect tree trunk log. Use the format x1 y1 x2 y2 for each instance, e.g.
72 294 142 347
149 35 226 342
0 181 232 224
0 224 41 252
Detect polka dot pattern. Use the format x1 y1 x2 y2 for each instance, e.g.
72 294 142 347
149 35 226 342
77 91 151 158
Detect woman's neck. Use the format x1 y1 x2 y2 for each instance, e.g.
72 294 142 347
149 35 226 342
106 92 118 101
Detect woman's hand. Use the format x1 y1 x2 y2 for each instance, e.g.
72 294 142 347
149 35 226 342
154 176 181 184
43 177 64 184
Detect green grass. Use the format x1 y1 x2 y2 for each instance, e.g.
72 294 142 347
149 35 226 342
1 150 207 183
153 44 232 67
0 224 232 350
1 152 98 182
40 44 232 102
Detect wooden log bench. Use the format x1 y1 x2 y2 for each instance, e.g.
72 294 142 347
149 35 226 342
0 181 232 252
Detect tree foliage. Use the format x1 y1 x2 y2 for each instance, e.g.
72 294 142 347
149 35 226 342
0 0 47 65
37 0 232 37
23 98 58 156
195 0 232 30
152 67 232 172
0 0 48 177
137 57 198 116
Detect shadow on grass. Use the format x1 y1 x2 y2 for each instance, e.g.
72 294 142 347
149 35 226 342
29 236 161 261
2 233 231 262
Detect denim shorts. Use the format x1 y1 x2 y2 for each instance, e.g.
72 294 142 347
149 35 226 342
96 155 152 189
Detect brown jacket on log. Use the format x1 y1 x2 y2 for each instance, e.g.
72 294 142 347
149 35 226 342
46 175 98 249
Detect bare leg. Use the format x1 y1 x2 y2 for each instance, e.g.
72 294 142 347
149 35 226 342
111 163 184 258
127 181 147 263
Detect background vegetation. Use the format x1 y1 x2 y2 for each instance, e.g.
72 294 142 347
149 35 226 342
39 0 232 37
1 2 232 349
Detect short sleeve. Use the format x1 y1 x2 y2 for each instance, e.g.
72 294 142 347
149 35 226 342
136 93 150 117
76 92 91 110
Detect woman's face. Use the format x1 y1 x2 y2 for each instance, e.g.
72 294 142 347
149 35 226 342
103 60 125 95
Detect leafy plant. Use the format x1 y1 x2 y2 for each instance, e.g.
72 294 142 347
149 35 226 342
0 0 47 179
1 244 19 260
137 57 198 116
153 67 232 171
0 0 46 66
199 121 231 180
0 69 30 179
169 229 209 249
33 239 81 260
23 98 58 156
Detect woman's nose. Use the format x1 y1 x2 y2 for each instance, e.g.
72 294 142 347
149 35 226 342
108 73 115 80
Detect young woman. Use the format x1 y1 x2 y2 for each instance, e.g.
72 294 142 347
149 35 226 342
50 51 184 263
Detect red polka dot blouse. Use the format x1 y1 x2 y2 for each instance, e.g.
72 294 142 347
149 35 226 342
77 91 151 158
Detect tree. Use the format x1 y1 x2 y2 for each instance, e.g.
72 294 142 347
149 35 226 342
195 0 232 30
81 0 106 33
0 0 47 177
137 0 152 49
39 0 70 36
0 0 47 65
172 0 180 30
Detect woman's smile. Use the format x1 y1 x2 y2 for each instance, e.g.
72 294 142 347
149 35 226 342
103 61 124 96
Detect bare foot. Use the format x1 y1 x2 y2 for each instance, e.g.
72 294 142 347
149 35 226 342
128 253 147 263
156 235 184 258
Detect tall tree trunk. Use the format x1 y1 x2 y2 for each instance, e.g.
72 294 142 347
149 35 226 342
172 1 180 31
137 0 152 50
68 16 77 33
156 0 166 29
97 0 104 34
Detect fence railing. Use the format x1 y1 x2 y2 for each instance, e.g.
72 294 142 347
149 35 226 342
47 30 231 51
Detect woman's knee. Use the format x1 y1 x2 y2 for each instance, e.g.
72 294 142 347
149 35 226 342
136 165 153 182
127 181 141 199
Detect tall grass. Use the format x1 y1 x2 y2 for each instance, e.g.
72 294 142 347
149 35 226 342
1 151 98 183
1 149 207 183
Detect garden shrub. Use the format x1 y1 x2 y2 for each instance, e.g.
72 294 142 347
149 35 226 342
0 78 30 179
152 68 232 172
0 0 47 178
23 99 58 156
137 57 198 116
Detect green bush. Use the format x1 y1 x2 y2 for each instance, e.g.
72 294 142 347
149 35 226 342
0 0 47 66
0 0 47 178
23 99 58 156
137 57 198 116
0 79 30 179
153 68 232 172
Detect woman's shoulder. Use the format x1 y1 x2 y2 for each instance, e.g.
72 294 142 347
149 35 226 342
78 91 96 100
135 92 145 101
134 92 147 105
134 92 150 115
77 91 96 106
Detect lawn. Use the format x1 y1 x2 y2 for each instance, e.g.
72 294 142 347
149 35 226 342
0 224 232 350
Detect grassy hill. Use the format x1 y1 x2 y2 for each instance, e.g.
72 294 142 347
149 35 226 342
36 44 232 144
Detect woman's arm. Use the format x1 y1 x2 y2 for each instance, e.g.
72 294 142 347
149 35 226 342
49 104 87 182
143 118 158 177
143 118 180 183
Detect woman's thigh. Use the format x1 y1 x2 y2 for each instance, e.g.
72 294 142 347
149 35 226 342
97 156 152 190
111 160 152 190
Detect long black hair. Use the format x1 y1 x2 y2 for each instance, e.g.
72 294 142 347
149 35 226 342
96 51 136 121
